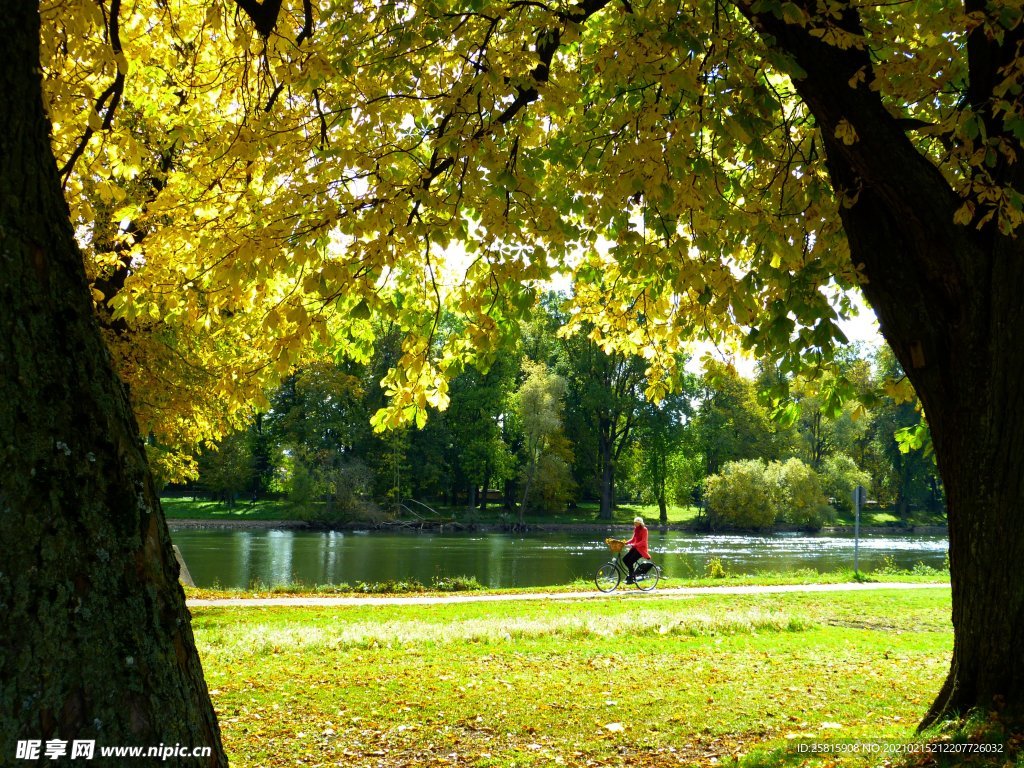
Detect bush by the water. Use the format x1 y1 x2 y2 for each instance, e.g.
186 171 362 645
704 460 778 529
705 458 834 530
289 458 379 523
705 557 728 579
353 575 484 594
769 458 835 529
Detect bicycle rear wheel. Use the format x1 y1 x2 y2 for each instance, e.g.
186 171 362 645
595 563 621 593
634 564 661 592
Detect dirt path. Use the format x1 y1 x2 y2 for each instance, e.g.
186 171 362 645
187 580 948 608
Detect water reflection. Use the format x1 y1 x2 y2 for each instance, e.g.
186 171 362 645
171 529 949 590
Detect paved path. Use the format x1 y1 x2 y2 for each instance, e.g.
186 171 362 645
187 581 948 608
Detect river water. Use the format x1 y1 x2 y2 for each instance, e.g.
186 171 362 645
170 528 949 589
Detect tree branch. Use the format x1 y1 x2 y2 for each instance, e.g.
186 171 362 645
57 0 124 187
418 0 613 195
730 0 986 421
295 0 315 47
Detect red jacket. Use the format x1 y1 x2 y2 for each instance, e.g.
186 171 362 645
625 524 649 559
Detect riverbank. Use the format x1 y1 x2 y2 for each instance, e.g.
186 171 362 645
167 517 691 533
166 514 946 536
162 496 947 535
169 517 311 530
167 517 947 538
191 586 1013 768
161 496 703 530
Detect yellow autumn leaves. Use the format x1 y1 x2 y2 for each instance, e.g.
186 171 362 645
37 0 1020 477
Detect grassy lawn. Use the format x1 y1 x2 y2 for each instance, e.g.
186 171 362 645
184 566 949 601
527 501 702 526
606 502 702 526
831 507 947 529
162 497 301 520
190 587 993 768
438 501 703 526
161 496 703 527
161 496 949 532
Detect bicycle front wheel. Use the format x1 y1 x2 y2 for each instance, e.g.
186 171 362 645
595 563 621 593
635 565 661 592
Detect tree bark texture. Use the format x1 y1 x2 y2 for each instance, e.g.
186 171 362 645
742 0 1024 724
598 427 614 520
0 5 227 765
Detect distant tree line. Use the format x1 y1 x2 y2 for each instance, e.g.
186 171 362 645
171 298 943 528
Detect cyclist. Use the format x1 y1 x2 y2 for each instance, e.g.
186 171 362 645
622 516 649 583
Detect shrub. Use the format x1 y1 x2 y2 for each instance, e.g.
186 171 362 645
703 459 779 529
294 458 379 523
431 575 483 592
704 457 835 530
705 558 727 579
768 458 835 530
873 554 900 576
819 453 872 512
354 579 426 594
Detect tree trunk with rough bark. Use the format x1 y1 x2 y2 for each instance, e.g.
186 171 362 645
598 425 614 520
0 5 227 764
742 0 1024 724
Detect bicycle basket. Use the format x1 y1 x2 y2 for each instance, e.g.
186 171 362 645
605 538 626 553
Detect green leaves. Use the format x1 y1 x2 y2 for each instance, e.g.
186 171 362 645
36 0 989 454
895 422 933 458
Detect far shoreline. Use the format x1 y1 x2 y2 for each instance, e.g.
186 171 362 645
165 517 947 537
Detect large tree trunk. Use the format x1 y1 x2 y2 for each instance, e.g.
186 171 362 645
480 462 491 512
598 425 614 520
854 174 1024 724
848 174 1024 726
922 362 1024 725
0 5 227 764
741 0 1024 725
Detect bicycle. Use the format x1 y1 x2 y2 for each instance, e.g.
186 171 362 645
595 538 662 593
